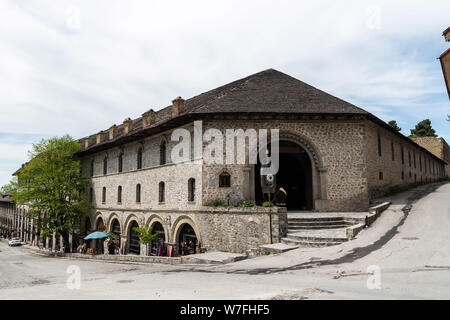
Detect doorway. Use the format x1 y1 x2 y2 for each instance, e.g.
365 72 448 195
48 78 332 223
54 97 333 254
254 140 313 210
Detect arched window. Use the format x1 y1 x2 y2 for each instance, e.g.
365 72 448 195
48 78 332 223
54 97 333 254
103 157 108 175
118 152 123 173
158 182 165 203
102 187 106 203
136 184 141 203
90 160 94 177
160 141 166 165
188 178 195 201
117 186 122 204
219 172 231 188
137 147 143 170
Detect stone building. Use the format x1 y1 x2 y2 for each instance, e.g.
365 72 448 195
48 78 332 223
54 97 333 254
0 194 35 243
1 69 446 255
73 69 445 255
411 137 450 178
440 26 450 99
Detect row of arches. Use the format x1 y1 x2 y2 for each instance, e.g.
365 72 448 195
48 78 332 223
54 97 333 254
86 213 200 256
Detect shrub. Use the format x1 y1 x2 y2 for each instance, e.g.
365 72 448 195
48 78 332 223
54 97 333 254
242 201 256 207
262 201 274 207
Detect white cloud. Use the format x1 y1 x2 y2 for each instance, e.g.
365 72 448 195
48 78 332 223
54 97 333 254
0 0 449 186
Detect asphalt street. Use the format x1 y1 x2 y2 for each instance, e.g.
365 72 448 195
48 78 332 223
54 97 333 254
0 182 449 300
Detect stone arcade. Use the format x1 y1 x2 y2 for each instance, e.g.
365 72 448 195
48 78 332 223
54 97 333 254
1 69 446 255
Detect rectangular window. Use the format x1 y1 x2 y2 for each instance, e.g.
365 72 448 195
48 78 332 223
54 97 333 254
102 187 106 204
379 172 383 180
401 171 404 180
90 160 94 177
136 184 141 203
158 182 165 202
219 172 231 188
377 133 382 157
408 151 411 167
391 142 395 161
413 152 416 168
118 154 123 173
401 146 404 164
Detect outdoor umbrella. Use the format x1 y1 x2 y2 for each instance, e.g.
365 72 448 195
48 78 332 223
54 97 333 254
84 231 110 240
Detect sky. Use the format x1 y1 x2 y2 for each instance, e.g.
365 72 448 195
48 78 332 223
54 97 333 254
0 0 449 187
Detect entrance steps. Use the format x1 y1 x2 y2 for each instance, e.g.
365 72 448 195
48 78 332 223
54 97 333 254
281 229 348 247
281 215 366 248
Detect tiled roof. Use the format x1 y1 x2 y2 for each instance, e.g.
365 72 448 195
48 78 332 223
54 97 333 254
79 69 368 151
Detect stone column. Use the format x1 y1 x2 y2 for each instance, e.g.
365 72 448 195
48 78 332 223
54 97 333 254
52 232 56 251
140 243 147 256
69 233 73 253
120 235 127 255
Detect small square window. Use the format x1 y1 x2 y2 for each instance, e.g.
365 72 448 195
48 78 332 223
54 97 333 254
219 172 231 188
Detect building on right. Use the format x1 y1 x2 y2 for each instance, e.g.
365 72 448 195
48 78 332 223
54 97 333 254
411 137 450 178
439 27 450 99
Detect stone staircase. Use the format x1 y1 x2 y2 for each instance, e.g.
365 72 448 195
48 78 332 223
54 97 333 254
281 216 365 248
287 217 357 231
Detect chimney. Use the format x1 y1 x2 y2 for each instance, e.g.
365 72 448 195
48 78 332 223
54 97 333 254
84 139 89 149
142 109 156 128
123 118 133 135
172 96 185 118
96 131 103 144
109 125 118 140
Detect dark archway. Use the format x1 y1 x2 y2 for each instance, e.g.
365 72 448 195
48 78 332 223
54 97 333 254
111 219 121 238
255 140 313 210
128 220 140 255
95 217 105 253
96 217 105 231
148 222 165 255
177 223 198 256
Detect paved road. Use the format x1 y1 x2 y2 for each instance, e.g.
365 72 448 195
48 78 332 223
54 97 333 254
0 182 449 300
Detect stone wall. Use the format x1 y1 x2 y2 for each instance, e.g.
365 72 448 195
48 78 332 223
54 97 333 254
82 124 203 211
364 121 445 200
201 120 369 211
88 207 287 254
412 137 450 178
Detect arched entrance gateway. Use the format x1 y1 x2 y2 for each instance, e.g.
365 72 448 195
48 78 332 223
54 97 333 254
128 220 140 255
255 140 313 211
177 223 198 256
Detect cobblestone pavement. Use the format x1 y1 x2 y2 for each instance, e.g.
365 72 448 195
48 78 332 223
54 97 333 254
0 182 449 300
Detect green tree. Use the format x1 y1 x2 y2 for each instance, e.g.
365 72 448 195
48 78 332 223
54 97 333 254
409 119 437 137
10 135 89 252
0 180 16 195
132 224 159 246
388 120 401 132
